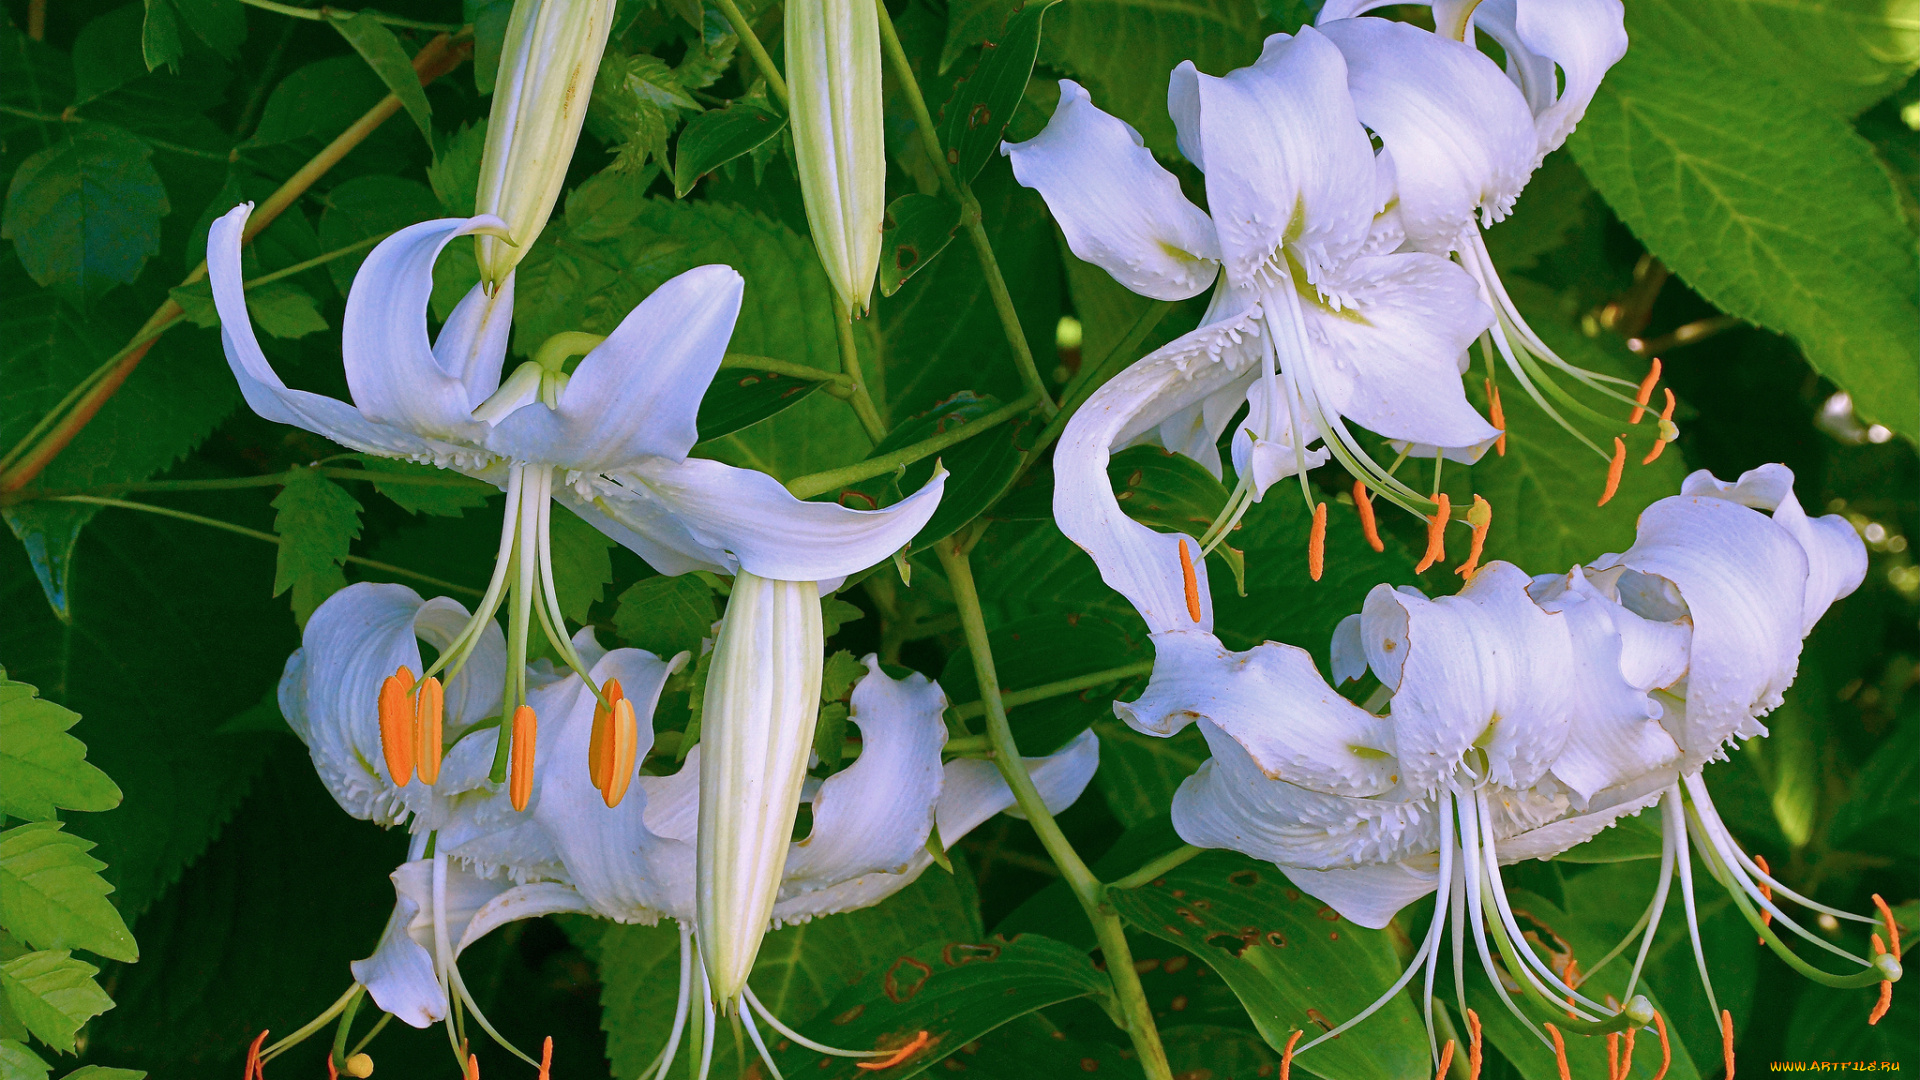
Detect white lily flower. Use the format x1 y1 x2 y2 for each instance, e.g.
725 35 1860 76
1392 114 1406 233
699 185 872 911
786 0 886 315
1006 32 1497 538
212 204 943 817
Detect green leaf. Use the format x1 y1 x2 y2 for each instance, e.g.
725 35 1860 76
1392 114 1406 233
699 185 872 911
352 457 495 517
695 367 824 443
316 175 441 293
71 7 153 107
167 0 244 58
942 610 1150 756
138 0 183 72
672 102 786 197
0 823 137 963
878 194 962 298
243 55 387 149
767 934 1111 1079
1090 719 1207 828
270 467 364 627
1107 850 1427 1075
167 278 326 339
0 952 113 1054
56 1068 145 1080
464 0 514 94
549 504 615 624
822 597 865 637
1568 2 1920 442
428 120 487 217
0 676 121 821
330 14 432 143
1549 805 1665 863
0 1040 49 1080
2 126 168 306
938 0 1060 184
612 574 713 659
841 392 1029 553
1107 444 1245 592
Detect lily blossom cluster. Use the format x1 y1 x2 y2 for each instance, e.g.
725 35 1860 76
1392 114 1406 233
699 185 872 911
1010 3 1673 584
283 587 1098 1076
1091 460 1896 1070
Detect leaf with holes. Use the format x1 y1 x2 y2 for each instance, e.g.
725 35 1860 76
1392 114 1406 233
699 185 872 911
1106 850 1427 1077
695 368 824 443
765 934 1112 1079
938 0 1060 184
673 103 786 197
1092 719 1209 828
270 468 363 628
878 194 961 297
0 677 121 822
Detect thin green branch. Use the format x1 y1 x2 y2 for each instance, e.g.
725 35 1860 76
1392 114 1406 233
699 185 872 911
936 539 1172 1080
786 390 1038 499
235 0 464 32
1109 845 1204 893
0 105 232 162
949 659 1155 722
720 352 853 390
53 496 485 598
710 0 788 107
833 297 891 443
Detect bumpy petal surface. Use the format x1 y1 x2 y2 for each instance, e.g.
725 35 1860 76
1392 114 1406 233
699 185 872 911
1317 17 1537 249
1117 633 1399 797
1142 368 1257 479
1679 464 1867 635
1004 81 1221 301
1230 376 1329 499
279 583 505 825
1488 0 1628 157
1171 28 1380 289
781 658 947 897
209 205 444 458
1592 491 1808 766
601 458 945 581
485 265 744 470
1494 771 1671 862
1362 563 1571 792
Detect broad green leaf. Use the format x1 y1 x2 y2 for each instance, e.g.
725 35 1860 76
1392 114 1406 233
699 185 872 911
169 278 327 339
1568 10 1920 442
0 823 137 963
1482 152 1594 277
1107 850 1427 1076
0 676 121 821
549 504 616 625
878 193 961 297
0 952 112 1053
766 934 1112 1079
1091 719 1207 828
672 102 786 197
1635 0 1918 118
316 175 440 293
822 596 865 637
938 0 1060 183
613 574 714 660
0 1039 49 1080
841 392 1030 553
1549 806 1664 864
242 56 387 149
428 121 487 217
942 611 1149 756
2 126 168 306
956 1011 1137 1076
1827 708 1918 849
270 467 364 627
167 0 244 58
351 457 495 518
71 7 153 107
138 0 183 72
56 1069 145 1080
464 0 514 94
695 367 823 443
330 14 432 143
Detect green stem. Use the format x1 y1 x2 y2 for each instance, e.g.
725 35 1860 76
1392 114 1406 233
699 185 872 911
721 352 854 391
787 390 1038 499
51 496 484 598
948 658 1155 722
1109 845 1204 893
935 539 1172 1080
260 984 361 1063
832 297 890 443
350 1012 393 1057
245 232 391 289
235 0 464 32
328 985 366 1070
711 0 788 107
873 3 1056 418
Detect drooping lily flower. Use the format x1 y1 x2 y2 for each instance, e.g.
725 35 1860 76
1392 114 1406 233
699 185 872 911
1005 32 1498 541
1311 6 1672 492
210 204 943 814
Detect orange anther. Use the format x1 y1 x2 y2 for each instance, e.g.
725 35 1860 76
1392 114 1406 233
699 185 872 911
1353 481 1384 552
589 678 625 791
1415 493 1450 573
1754 855 1775 943
378 668 416 787
1485 379 1507 456
1454 495 1492 581
1278 1029 1303 1080
1870 933 1893 1024
856 1030 930 1071
1644 389 1677 464
1631 358 1662 424
1308 502 1327 582
1599 437 1626 507
466 1053 480 1080
1607 1032 1620 1080
1620 1027 1637 1080
1467 1008 1482 1080
1545 1023 1570 1080
1651 1011 1672 1080
243 1029 269 1080
326 1053 338 1080
539 1036 553 1080
1178 539 1203 624
1435 1038 1455 1080
1563 955 1582 1018
1872 893 1902 956
509 706 538 812
602 699 639 808
1720 1009 1736 1079
414 676 444 785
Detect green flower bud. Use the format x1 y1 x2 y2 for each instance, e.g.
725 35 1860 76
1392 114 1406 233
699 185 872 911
474 0 618 288
785 0 885 317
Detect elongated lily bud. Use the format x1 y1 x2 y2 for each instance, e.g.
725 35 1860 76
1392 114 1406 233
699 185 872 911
413 676 444 785
589 678 625 790
509 705 539 811
601 698 639 808
378 667 416 786
473 0 618 287
696 572 825 1006
785 0 885 316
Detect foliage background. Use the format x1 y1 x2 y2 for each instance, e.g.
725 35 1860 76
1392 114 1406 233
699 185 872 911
0 0 1914 1075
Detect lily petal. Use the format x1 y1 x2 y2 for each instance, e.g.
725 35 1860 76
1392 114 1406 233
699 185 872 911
352 857 514 1028
1003 80 1221 301
1494 772 1672 863
1317 17 1537 249
1230 375 1330 499
1472 0 1628 158
487 265 745 470
1281 858 1440 930
433 273 517 411
1143 369 1257 479
1679 464 1867 634
1330 612 1367 685
208 205 441 459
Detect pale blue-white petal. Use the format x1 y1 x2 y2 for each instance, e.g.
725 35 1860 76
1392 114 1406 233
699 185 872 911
1230 375 1330 499
1330 612 1367 685
351 857 514 1028
433 272 516 411
1281 858 1439 929
1003 80 1220 301
1473 0 1627 158
1679 464 1866 635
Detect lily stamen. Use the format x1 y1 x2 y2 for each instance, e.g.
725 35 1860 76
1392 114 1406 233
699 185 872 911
1485 378 1507 457
415 676 444 785
1435 1039 1455 1080
1643 389 1678 464
1454 495 1491 580
1720 1009 1736 1079
1468 1009 1482 1080
1308 502 1327 581
601 699 638 808
1598 437 1626 507
1754 854 1775 942
1179 539 1203 623
1870 934 1893 1024
855 1030 932 1071
1416 494 1451 573
1652 1013 1671 1080
509 706 538 811
1353 481 1385 552
588 678 626 790
1631 358 1662 424
1279 1030 1303 1080
1544 1022 1569 1080
244 1029 268 1080
379 668 416 787
539 1036 553 1080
